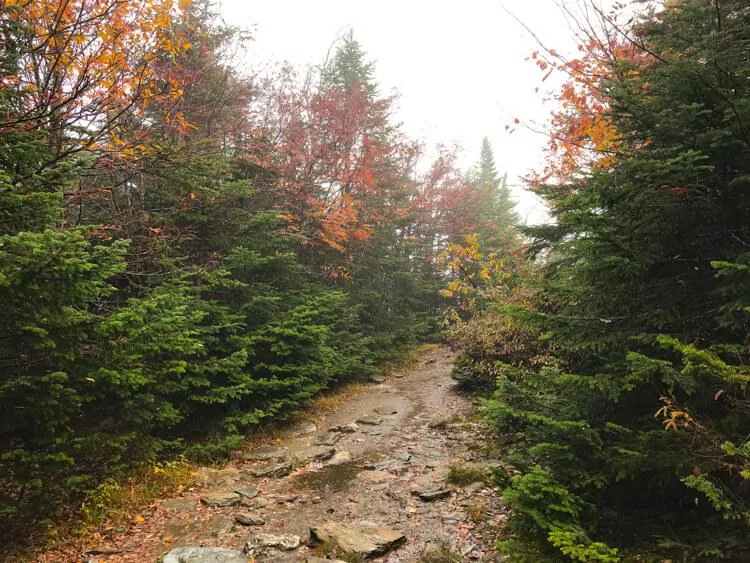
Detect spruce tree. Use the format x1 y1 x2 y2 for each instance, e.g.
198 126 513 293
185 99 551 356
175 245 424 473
482 1 750 559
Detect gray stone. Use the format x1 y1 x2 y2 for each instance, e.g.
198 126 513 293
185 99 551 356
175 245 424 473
356 415 383 426
373 405 398 415
310 520 406 558
368 374 386 383
243 445 287 461
199 492 242 507
234 486 261 499
161 498 198 513
244 533 301 557
315 432 342 446
247 461 293 478
294 446 336 463
235 512 266 526
160 546 246 563
330 422 358 433
326 450 352 466
411 488 452 502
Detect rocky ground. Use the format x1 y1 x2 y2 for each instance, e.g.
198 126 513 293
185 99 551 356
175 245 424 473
46 347 508 562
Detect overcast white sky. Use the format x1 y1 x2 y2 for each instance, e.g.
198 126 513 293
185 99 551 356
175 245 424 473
218 0 608 224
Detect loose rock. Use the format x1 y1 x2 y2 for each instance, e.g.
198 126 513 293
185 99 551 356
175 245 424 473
411 488 452 502
374 405 398 415
235 513 266 526
356 415 383 426
368 374 386 383
160 546 246 563
310 520 406 558
294 446 336 463
244 533 301 557
330 422 358 433
247 461 293 478
235 486 261 499
199 492 242 507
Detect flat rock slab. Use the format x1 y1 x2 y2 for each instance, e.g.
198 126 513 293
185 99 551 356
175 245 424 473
234 486 261 499
330 423 358 433
235 512 266 526
160 546 246 563
411 488 452 502
310 521 406 558
368 374 386 383
244 445 287 461
356 415 383 426
247 461 293 478
373 406 398 415
294 446 336 463
161 498 198 513
200 492 242 507
244 533 301 557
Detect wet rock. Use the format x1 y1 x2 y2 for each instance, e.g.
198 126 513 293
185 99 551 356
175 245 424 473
243 445 287 461
373 405 398 415
315 432 342 446
326 450 352 466
285 421 317 437
368 374 386 383
310 520 406 558
247 461 293 478
330 422 358 433
235 486 261 499
294 446 336 463
199 492 242 507
356 415 383 426
244 533 301 557
161 498 198 513
160 546 247 563
411 488 452 502
235 513 266 526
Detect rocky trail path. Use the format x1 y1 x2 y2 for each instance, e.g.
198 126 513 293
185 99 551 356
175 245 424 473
64 347 507 562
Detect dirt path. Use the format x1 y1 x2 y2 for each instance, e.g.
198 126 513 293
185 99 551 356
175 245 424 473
65 346 506 562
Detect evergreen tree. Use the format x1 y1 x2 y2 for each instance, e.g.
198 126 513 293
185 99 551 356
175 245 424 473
479 1 750 559
320 30 377 96
472 137 518 247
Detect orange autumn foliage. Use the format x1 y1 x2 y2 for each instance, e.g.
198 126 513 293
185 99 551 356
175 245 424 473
1 0 193 154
